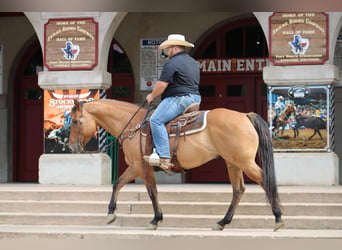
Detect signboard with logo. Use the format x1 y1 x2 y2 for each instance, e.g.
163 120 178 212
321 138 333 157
268 85 332 151
43 89 99 153
140 38 168 90
269 12 328 65
44 18 98 70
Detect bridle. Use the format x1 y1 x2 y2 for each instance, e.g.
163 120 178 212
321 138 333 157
72 100 147 153
71 101 86 153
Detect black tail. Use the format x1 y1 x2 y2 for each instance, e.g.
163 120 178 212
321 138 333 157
247 112 281 210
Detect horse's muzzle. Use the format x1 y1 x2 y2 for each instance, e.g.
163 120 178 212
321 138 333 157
68 143 83 153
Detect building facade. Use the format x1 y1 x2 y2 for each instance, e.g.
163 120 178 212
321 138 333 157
0 12 341 185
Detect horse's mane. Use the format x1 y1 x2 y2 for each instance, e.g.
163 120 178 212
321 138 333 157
83 99 146 122
93 98 140 109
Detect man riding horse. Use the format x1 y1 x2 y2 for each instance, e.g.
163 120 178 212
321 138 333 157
143 34 201 171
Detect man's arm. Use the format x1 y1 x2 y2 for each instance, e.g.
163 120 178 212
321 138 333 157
146 81 169 103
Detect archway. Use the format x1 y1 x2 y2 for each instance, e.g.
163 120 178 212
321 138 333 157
187 17 268 183
13 38 43 181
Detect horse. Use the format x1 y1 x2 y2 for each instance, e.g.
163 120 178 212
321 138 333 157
272 103 296 136
293 114 326 140
68 98 284 231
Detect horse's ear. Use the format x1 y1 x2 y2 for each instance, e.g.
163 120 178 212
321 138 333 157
73 99 80 110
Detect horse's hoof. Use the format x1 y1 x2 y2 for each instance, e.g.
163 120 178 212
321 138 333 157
212 224 224 231
274 221 285 231
106 213 116 224
147 223 158 230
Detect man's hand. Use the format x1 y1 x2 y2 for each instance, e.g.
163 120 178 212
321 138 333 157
146 93 154 104
145 81 169 104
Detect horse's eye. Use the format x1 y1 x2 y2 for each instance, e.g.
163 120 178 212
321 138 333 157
72 120 78 124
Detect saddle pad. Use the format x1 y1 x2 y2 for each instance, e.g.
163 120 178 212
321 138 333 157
168 110 209 137
141 110 210 137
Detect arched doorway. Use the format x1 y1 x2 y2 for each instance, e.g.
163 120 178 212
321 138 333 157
12 38 135 182
13 38 43 182
106 39 135 181
186 17 268 183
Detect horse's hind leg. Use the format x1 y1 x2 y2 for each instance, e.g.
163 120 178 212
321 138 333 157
141 166 163 230
107 165 137 224
243 161 284 231
309 129 322 140
213 164 245 231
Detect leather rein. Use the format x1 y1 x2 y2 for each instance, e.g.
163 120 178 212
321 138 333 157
74 100 147 153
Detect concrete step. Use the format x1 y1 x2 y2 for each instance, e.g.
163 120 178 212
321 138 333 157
0 225 341 239
1 184 342 203
0 183 341 235
0 200 341 217
0 212 341 230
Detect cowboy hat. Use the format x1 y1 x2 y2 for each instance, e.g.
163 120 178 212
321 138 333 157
159 34 194 50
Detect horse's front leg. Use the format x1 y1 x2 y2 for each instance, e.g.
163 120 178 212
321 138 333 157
107 165 137 224
142 165 163 230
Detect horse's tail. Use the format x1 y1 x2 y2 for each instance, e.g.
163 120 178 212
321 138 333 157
246 112 281 210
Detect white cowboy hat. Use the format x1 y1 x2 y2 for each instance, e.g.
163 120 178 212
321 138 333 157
278 96 284 100
159 34 195 50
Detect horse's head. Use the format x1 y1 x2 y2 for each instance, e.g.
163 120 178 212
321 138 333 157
68 99 97 153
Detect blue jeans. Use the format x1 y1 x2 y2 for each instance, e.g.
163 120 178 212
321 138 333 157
150 94 201 158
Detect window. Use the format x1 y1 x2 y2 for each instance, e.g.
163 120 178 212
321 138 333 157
195 18 268 59
109 42 133 73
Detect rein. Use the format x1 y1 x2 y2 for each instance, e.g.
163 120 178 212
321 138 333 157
117 100 148 144
75 100 147 153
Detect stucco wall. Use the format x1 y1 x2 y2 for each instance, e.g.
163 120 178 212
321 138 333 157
0 15 36 182
113 12 248 103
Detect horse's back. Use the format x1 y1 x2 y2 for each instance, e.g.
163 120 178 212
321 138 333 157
205 108 259 155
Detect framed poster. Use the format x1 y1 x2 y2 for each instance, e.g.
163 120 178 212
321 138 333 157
268 85 332 151
43 89 99 153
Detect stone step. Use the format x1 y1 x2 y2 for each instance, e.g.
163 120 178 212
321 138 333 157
1 190 342 203
0 225 341 239
0 212 341 230
0 184 341 232
0 200 341 217
1 184 341 203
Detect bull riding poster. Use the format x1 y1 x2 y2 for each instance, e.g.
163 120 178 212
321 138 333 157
44 89 99 153
268 85 331 152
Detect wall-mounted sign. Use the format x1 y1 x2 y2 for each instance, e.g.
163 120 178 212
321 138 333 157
268 85 332 152
269 12 328 65
140 38 167 91
198 58 269 73
44 18 98 70
43 89 99 153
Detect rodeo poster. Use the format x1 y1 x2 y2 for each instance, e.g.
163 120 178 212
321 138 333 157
43 89 99 153
268 85 331 152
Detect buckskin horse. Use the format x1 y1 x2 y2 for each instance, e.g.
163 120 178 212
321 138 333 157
68 99 284 231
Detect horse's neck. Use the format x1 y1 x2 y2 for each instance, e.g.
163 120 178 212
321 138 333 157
86 100 144 137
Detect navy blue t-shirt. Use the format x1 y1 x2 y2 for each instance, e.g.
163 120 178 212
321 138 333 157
159 51 200 99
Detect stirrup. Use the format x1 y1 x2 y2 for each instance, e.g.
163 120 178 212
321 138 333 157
159 159 174 171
